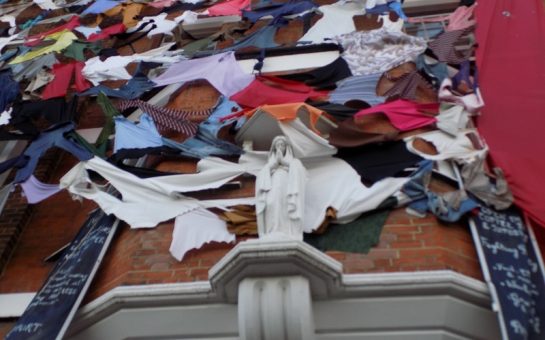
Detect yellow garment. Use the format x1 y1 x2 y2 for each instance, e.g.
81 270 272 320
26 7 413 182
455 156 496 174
10 30 77 64
101 3 144 28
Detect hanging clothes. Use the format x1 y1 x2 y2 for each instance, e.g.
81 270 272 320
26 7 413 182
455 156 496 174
404 129 488 162
20 175 61 204
87 23 126 41
82 63 156 100
428 27 474 64
438 78 483 114
219 24 281 52
25 16 80 46
307 101 359 120
435 104 470 136
281 57 352 90
9 30 77 65
407 4 476 32
60 151 408 231
81 0 121 15
0 71 19 112
230 77 326 108
0 122 93 183
335 140 423 183
116 99 210 136
298 1 364 44
382 70 432 100
10 97 77 135
113 114 163 153
170 208 235 261
82 43 184 85
208 0 251 16
63 40 102 61
60 155 253 228
461 156 513 210
402 160 478 222
0 108 11 126
416 55 448 88
365 0 407 20
242 0 316 23
95 92 121 153
354 99 439 131
329 73 386 106
128 13 177 38
220 205 258 235
305 208 391 254
100 3 145 28
11 54 57 82
328 117 399 147
331 28 427 76
152 51 254 97
41 61 91 99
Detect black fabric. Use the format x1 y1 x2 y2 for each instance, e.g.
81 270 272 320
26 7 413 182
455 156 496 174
306 101 359 120
113 23 158 50
108 146 178 163
9 97 78 136
98 48 119 58
281 57 352 90
335 141 423 183
115 163 179 178
164 1 207 13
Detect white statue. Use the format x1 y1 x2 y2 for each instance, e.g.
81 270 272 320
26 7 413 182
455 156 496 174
256 136 307 240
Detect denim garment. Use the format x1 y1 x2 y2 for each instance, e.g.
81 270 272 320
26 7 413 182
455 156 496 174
160 96 243 159
0 122 93 183
162 135 242 159
366 1 407 20
219 24 280 52
0 71 19 112
0 155 27 175
402 160 478 222
416 55 448 88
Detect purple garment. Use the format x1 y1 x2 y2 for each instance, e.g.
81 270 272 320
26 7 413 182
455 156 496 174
152 52 254 97
20 175 61 204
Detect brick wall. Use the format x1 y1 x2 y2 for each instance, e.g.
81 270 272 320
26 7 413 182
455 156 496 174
0 148 62 275
83 206 482 301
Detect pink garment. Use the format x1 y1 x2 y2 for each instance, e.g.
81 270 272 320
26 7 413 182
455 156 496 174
148 0 177 8
475 0 545 227
407 4 475 32
20 175 61 204
438 78 483 114
230 77 327 108
87 23 126 42
208 0 251 16
152 51 254 97
354 99 439 131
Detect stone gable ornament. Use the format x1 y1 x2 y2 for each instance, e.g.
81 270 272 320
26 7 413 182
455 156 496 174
255 136 307 240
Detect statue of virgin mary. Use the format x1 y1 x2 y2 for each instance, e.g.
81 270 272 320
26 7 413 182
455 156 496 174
255 136 307 240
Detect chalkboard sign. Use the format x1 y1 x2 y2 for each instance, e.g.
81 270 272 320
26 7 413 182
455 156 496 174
6 209 118 340
474 207 545 340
